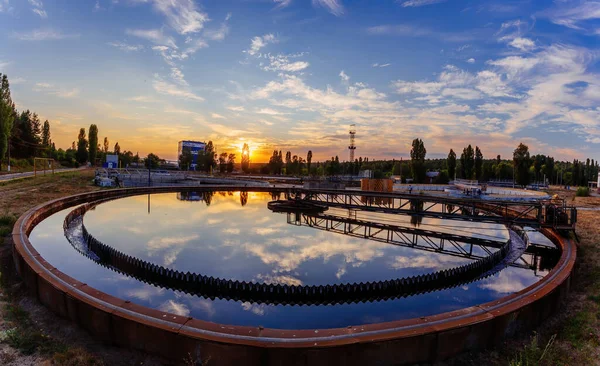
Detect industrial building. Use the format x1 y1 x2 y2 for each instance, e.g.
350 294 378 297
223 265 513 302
178 140 206 170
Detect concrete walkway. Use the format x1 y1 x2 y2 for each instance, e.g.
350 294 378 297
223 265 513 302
0 167 84 182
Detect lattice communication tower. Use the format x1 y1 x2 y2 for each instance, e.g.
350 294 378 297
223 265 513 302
348 124 356 162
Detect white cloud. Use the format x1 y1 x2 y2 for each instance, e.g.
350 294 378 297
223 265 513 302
125 28 177 49
32 8 47 18
227 105 245 112
495 19 529 43
487 56 539 76
204 13 231 41
28 0 47 18
400 0 446 7
143 0 208 34
13 28 78 41
107 41 144 52
204 24 229 41
170 67 188 86
211 113 225 119
543 1 600 31
128 95 159 103
273 0 292 9
339 70 350 82
153 76 204 101
246 34 277 56
372 63 392 68
441 87 481 100
467 58 475 63
509 37 535 52
312 0 344 16
262 53 309 73
256 108 288 115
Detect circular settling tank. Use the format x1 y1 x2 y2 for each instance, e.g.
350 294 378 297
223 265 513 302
13 187 575 365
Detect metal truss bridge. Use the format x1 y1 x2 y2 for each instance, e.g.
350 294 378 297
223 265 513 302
288 189 577 231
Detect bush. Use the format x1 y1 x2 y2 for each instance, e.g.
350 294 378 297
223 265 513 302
576 186 590 197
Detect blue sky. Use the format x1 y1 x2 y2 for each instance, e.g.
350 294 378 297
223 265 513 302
0 0 599 162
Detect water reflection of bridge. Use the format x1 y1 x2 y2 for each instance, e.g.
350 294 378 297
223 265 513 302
284 211 558 273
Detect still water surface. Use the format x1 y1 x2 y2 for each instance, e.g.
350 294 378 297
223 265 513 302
30 191 552 329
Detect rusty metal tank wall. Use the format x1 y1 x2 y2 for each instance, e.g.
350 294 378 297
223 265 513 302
12 186 576 365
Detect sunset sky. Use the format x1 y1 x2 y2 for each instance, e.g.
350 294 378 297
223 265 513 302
1 0 599 162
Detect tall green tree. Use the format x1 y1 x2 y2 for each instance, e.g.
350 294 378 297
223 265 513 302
114 142 121 155
88 124 98 166
218 152 228 173
307 150 312 175
198 141 217 172
241 143 250 173
103 137 109 154
410 138 427 183
76 128 88 164
544 156 554 184
227 153 235 173
145 153 161 169
474 146 483 180
179 149 193 170
460 145 475 179
0 74 14 170
513 143 531 187
41 120 51 147
285 151 291 174
447 149 456 180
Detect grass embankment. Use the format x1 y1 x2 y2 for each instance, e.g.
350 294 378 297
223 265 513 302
0 170 106 365
0 158 68 176
452 190 600 366
0 171 164 365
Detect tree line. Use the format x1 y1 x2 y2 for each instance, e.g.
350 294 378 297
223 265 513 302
0 73 144 170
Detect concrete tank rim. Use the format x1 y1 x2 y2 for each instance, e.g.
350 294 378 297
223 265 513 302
12 185 576 349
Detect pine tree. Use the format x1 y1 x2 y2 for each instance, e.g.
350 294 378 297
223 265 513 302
410 138 427 183
475 146 483 180
513 143 531 187
0 74 14 170
447 149 456 180
460 145 475 179
76 128 88 164
88 124 98 166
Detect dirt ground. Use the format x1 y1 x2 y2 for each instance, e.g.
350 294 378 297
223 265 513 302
1 174 600 365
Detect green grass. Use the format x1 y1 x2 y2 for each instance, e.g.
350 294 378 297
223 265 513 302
576 186 591 197
3 327 68 356
509 332 556 366
0 214 16 245
561 310 598 349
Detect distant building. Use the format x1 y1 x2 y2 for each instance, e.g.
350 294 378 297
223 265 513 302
103 154 119 168
178 140 206 170
359 169 373 178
